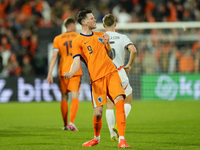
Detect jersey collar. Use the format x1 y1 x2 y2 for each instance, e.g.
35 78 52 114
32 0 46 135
80 31 94 37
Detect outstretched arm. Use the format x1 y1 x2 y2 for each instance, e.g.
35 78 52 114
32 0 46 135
124 45 137 76
46 50 58 86
64 56 80 79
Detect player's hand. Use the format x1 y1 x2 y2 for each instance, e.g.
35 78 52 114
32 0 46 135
123 65 131 76
46 75 53 86
64 72 73 79
103 33 109 45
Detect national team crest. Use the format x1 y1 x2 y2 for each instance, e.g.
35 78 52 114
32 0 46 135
97 37 104 43
97 97 103 103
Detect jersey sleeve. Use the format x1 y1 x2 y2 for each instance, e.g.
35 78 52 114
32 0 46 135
53 36 59 51
123 35 133 50
94 31 104 36
72 38 81 58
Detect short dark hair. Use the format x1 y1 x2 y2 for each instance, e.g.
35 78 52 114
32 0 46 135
63 18 75 28
77 8 92 25
103 14 116 27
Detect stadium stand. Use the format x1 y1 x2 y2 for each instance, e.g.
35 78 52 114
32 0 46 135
0 0 200 79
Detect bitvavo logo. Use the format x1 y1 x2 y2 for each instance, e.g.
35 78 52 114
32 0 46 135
155 75 178 101
0 79 13 103
18 78 92 102
0 77 92 103
18 77 61 102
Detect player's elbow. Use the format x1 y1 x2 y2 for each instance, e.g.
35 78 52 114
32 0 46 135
128 45 137 54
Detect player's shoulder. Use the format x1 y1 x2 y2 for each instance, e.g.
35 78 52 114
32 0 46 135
68 31 79 37
94 31 104 36
106 31 126 37
72 34 83 43
115 32 127 38
56 32 78 39
53 32 64 41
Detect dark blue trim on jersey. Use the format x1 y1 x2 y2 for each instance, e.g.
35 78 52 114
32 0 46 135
73 54 88 68
90 83 94 106
114 64 117 69
73 54 81 59
125 43 133 50
80 32 94 37
80 56 87 67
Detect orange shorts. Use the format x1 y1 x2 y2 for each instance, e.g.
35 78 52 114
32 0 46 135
59 75 81 93
91 70 125 108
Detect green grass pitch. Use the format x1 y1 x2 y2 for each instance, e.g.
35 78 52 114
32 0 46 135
0 101 200 150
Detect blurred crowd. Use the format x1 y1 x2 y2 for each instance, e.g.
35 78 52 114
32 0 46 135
0 0 200 77
128 29 200 75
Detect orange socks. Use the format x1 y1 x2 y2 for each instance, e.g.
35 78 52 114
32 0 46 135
61 98 79 127
61 100 68 126
93 115 102 137
115 100 126 137
70 98 79 124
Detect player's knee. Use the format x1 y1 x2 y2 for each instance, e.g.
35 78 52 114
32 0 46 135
125 94 132 105
94 109 103 118
95 114 102 119
62 93 68 100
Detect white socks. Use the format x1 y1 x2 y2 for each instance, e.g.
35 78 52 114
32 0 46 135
95 135 100 141
124 104 132 118
106 109 116 138
119 136 125 142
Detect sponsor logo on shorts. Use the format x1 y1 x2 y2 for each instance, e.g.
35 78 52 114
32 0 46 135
97 96 103 103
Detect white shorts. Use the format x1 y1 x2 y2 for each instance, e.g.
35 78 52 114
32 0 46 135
122 80 132 97
118 68 132 97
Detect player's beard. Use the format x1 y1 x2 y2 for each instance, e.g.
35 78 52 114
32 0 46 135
89 22 96 30
90 25 96 30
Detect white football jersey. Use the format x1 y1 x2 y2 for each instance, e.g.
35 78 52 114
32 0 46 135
106 31 133 68
106 31 133 96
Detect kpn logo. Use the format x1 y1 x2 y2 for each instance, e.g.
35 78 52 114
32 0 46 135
155 75 178 101
155 75 200 100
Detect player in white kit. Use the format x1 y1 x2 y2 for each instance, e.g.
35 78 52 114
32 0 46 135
102 14 137 141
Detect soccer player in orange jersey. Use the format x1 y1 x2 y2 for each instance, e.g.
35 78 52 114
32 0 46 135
46 18 83 131
64 8 130 148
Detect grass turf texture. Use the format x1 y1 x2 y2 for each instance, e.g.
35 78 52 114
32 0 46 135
0 101 200 150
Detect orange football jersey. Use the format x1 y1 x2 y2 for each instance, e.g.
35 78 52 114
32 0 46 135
72 31 116 82
53 31 83 76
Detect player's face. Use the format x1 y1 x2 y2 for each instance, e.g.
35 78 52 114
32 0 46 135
85 13 96 30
